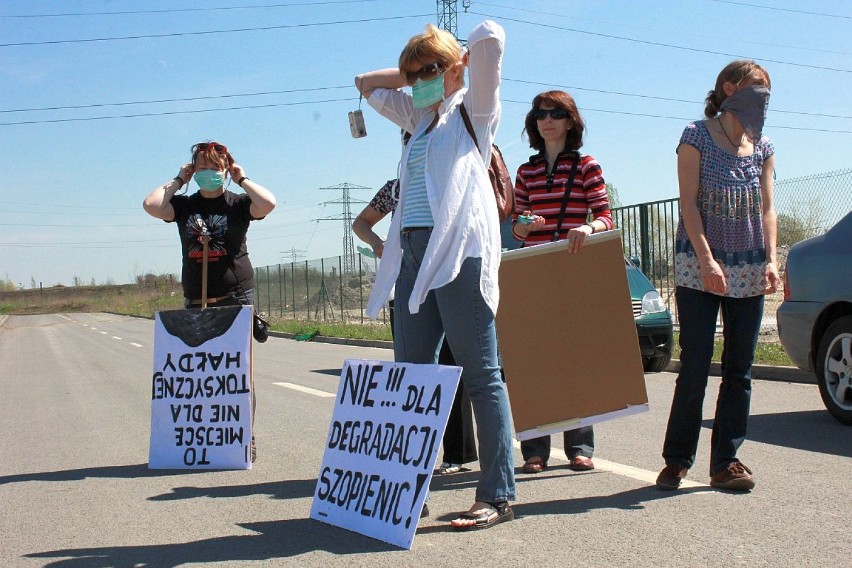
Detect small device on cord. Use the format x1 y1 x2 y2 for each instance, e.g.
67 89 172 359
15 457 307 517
349 110 367 138
349 93 367 138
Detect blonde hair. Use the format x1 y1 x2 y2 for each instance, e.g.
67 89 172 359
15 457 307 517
399 24 462 73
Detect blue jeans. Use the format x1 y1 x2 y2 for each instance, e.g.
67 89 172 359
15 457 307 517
662 286 764 475
521 426 594 462
394 229 516 503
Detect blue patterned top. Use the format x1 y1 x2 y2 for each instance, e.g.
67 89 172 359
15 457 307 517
674 121 774 298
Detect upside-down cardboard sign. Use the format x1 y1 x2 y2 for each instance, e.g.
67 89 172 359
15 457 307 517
496 230 649 441
149 305 253 469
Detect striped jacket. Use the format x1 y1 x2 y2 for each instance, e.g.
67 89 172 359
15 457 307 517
513 151 613 247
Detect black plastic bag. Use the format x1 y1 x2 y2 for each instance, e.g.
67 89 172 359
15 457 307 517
253 312 269 343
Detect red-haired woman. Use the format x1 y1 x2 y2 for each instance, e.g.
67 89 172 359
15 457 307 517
143 142 276 461
511 90 613 474
143 141 276 311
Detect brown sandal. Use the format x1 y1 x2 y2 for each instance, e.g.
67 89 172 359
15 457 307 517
521 457 547 474
568 456 595 471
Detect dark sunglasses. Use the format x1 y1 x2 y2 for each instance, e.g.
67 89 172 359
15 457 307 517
533 108 569 120
195 142 228 153
406 62 444 85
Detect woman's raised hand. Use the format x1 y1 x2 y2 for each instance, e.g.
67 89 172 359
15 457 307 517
178 163 193 183
229 163 246 182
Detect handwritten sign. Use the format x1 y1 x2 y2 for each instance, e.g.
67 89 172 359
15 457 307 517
310 359 461 550
149 305 253 469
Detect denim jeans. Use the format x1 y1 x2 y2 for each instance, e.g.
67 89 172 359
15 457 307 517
390 303 478 465
394 229 516 503
521 426 594 462
662 286 764 475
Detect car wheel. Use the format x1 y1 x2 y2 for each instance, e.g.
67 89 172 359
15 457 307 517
643 352 672 373
815 315 852 425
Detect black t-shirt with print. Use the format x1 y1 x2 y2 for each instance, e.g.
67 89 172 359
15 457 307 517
169 190 259 301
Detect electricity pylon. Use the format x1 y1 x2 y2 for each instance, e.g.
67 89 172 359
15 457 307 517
316 183 370 274
437 0 471 43
279 248 306 264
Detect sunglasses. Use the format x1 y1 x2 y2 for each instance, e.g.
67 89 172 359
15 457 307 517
195 142 228 153
533 108 569 121
406 62 444 85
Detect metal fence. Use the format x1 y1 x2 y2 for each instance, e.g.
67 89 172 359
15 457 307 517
253 254 388 325
255 169 852 324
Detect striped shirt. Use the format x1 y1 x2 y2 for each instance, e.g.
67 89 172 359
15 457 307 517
513 151 613 247
400 133 434 229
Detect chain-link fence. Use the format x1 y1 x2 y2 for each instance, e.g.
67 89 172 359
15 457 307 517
774 168 852 246
255 169 852 325
609 169 852 326
253 254 391 326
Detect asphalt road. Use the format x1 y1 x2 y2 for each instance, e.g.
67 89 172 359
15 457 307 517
1 313 849 567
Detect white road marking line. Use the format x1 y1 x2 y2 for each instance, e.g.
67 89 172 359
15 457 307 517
112 336 122 340
99 331 108 335
513 443 709 488
130 343 143 348
267 380 707 488
273 382 336 398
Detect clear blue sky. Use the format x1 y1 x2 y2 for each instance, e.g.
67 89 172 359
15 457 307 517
1 0 850 287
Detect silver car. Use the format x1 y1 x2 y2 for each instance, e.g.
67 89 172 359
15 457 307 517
777 211 852 425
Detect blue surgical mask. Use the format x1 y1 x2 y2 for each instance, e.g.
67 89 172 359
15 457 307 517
412 74 445 109
721 85 770 142
194 169 225 192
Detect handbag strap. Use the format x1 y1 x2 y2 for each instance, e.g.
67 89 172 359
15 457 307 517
458 103 480 151
551 152 581 242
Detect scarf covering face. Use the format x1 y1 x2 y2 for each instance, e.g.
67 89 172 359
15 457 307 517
720 85 770 141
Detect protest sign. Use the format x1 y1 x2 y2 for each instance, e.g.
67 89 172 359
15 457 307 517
149 305 253 469
310 359 461 550
497 230 649 441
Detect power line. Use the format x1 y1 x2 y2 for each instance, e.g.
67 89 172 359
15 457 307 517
475 1 852 55
503 99 852 134
0 86 351 114
503 78 852 120
4 79 849 124
469 11 852 74
0 1 380 18
4 92 850 133
706 0 852 20
0 97 357 126
0 13 431 47
0 224 341 249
